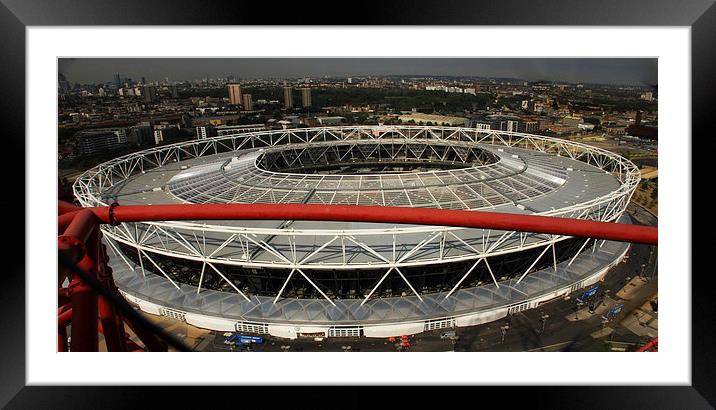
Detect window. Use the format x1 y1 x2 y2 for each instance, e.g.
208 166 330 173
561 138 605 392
508 302 531 315
236 322 268 334
328 327 361 337
425 318 455 331
159 307 186 322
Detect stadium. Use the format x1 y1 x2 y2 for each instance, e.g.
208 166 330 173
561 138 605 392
73 126 641 339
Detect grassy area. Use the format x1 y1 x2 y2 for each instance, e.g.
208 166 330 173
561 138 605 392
182 86 493 113
624 151 658 160
632 180 658 216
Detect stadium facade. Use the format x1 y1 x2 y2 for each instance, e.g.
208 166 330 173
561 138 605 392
74 126 639 339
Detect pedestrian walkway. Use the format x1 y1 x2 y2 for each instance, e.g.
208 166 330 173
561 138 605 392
126 311 213 351
564 296 619 322
590 326 614 339
617 276 650 300
620 299 658 338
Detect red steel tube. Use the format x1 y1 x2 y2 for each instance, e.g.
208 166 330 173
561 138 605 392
68 265 98 352
636 337 658 352
98 294 126 352
67 227 100 352
58 326 68 352
58 307 73 327
58 211 81 233
86 203 657 245
62 209 101 244
58 200 81 215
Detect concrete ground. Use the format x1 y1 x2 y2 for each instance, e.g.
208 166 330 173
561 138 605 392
99 313 216 352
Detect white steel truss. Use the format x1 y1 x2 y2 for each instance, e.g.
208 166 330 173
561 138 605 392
74 126 640 301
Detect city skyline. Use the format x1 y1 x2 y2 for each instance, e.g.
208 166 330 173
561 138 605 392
59 58 657 87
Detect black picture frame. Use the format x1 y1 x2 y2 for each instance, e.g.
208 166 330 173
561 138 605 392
2 0 713 408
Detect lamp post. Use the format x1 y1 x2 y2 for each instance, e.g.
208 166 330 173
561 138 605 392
539 312 549 334
500 325 510 344
648 247 657 280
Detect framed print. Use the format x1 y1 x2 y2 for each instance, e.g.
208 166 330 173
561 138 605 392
2 0 714 407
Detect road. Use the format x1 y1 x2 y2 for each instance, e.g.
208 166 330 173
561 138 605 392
451 206 657 352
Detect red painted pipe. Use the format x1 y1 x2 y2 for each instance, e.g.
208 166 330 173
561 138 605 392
66 228 100 352
58 307 73 327
68 258 99 352
83 203 657 245
62 209 101 244
58 200 81 215
58 327 68 352
636 337 658 352
58 211 81 233
98 294 126 352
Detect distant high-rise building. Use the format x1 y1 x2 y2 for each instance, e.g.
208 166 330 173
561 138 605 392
519 120 540 133
98 88 106 97
283 85 293 109
347 77 352 84
141 76 146 85
58 73 71 94
128 122 154 146
143 85 157 103
181 114 193 129
215 124 266 136
472 121 491 130
487 115 521 132
301 88 311 108
228 84 242 105
242 94 253 111
170 85 179 99
76 128 127 156
196 125 217 140
153 124 179 145
114 73 121 88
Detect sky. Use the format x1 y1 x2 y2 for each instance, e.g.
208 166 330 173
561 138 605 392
58 58 657 86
